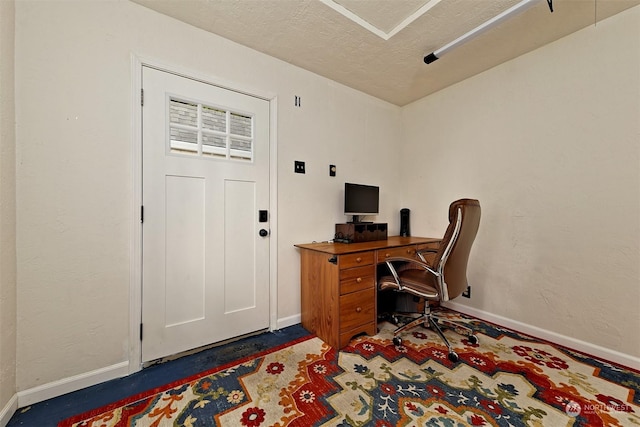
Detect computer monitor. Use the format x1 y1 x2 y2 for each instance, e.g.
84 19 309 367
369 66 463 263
344 183 379 223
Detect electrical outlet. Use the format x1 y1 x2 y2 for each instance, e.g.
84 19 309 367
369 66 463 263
294 161 305 174
462 285 471 298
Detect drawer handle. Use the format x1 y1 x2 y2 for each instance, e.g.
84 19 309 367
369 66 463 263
385 253 390 258
407 249 413 254
356 277 362 283
356 307 362 313
356 257 362 263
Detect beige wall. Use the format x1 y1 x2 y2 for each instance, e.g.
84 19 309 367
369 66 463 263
401 6 640 357
14 0 403 391
0 0 17 416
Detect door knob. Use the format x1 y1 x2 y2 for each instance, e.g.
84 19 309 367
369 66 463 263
259 229 269 237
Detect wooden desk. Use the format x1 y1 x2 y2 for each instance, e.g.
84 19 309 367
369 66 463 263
295 236 441 349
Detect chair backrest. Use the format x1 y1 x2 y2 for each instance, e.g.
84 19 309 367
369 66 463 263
433 199 481 301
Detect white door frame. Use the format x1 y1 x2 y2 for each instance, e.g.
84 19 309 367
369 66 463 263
129 55 279 374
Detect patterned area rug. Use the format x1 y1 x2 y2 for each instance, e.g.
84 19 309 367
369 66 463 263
60 311 639 426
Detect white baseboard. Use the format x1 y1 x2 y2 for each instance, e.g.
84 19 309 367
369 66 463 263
276 314 301 330
14 318 304 411
0 394 17 427
444 301 640 370
17 361 129 408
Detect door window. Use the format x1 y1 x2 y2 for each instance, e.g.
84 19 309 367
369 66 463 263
169 98 253 161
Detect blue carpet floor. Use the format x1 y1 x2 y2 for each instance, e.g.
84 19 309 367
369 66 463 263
7 325 310 427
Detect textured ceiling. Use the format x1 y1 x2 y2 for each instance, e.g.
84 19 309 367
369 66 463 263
131 0 639 106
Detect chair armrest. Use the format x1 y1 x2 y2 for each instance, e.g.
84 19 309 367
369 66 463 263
416 248 438 263
417 248 438 254
383 256 440 286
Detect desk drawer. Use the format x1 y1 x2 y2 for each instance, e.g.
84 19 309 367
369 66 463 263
339 288 375 332
340 252 374 269
377 245 418 261
340 265 375 295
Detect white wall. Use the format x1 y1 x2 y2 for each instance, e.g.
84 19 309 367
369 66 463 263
401 6 640 358
14 0 403 392
277 79 403 319
0 0 18 420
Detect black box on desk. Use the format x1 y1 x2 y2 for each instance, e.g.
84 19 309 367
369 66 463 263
335 223 388 243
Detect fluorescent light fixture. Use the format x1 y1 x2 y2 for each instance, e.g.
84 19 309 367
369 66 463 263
424 0 540 64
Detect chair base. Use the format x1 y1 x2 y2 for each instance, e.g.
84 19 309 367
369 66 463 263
386 306 478 363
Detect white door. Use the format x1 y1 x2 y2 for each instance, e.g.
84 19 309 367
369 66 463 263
141 66 270 363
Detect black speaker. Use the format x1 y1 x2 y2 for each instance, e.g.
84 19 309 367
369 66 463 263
400 208 410 237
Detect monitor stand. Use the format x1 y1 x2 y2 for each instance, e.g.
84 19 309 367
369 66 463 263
349 215 372 224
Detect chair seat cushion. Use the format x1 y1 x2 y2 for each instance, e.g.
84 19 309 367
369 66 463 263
379 269 439 299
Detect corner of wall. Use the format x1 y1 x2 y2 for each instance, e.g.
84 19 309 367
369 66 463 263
0 0 18 424
0 394 17 427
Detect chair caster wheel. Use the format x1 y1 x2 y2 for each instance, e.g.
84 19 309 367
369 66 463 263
468 335 479 344
393 337 402 346
448 351 459 363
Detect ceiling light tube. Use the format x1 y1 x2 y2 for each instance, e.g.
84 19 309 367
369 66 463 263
424 0 539 64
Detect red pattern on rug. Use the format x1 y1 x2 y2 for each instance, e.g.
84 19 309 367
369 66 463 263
60 312 639 427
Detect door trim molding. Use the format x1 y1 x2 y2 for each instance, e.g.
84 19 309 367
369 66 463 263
129 54 278 374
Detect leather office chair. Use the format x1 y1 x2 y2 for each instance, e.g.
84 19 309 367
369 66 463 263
378 199 481 362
